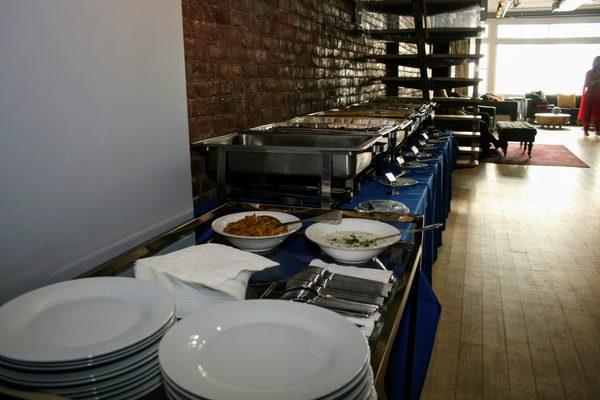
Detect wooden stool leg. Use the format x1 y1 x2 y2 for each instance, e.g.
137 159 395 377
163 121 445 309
528 142 533 157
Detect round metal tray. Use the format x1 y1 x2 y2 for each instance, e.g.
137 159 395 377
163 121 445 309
402 162 428 168
355 200 409 214
378 177 418 187
402 152 432 159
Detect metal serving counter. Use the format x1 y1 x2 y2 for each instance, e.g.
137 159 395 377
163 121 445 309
80 201 425 400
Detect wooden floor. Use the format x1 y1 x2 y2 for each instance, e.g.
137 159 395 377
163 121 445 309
421 126 600 400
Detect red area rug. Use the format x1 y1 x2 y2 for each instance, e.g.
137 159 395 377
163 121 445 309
480 144 589 168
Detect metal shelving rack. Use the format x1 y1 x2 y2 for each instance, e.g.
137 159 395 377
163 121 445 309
358 0 487 167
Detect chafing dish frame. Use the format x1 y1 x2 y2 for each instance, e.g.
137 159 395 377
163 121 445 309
192 132 387 208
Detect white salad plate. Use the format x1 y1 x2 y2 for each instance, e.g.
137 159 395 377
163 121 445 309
0 277 175 364
159 300 370 400
211 211 301 252
305 218 400 264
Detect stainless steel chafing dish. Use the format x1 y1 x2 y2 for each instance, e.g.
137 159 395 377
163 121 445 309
250 116 411 161
193 132 387 207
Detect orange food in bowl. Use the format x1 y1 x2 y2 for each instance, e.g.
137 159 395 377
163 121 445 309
223 215 288 237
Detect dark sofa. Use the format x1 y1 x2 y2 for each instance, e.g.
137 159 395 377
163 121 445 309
480 100 519 122
525 94 582 124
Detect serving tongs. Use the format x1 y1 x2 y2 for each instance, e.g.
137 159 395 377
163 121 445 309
370 223 444 243
280 210 343 227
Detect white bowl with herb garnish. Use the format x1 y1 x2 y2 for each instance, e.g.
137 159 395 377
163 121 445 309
305 218 400 264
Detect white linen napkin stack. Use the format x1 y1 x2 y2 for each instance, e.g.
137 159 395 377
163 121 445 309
309 259 394 338
135 243 278 318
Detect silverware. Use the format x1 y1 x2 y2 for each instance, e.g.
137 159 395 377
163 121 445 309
281 289 377 318
302 266 393 294
280 210 342 226
293 271 391 297
286 278 385 306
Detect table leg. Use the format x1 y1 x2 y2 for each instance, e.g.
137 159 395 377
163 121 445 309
528 142 533 157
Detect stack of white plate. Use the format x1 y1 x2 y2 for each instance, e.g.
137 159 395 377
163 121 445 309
160 300 377 400
0 277 175 399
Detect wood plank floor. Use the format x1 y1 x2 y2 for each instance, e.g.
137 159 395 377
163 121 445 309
421 126 600 400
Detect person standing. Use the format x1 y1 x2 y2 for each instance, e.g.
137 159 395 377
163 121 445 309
578 56 600 136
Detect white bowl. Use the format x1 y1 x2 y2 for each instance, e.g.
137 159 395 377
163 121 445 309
305 218 400 264
211 211 301 252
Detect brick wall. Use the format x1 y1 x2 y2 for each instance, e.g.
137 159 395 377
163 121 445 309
181 0 418 199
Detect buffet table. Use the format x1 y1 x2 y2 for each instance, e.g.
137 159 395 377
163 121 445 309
340 132 457 399
185 131 457 400
0 130 456 400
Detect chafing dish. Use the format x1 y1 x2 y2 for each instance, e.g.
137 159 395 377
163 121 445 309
249 119 407 162
193 132 387 207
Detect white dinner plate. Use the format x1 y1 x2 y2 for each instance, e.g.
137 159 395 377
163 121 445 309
0 343 158 386
0 277 174 363
0 314 174 370
52 364 161 398
78 369 162 400
159 300 369 400
163 359 371 400
96 372 162 400
354 368 374 400
50 362 161 397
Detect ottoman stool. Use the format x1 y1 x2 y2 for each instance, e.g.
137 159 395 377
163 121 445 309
496 121 537 157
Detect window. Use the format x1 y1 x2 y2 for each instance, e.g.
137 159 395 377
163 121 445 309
498 24 548 38
494 43 600 94
485 20 600 94
497 22 600 39
477 43 489 94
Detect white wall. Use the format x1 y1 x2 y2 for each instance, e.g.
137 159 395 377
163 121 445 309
0 0 193 303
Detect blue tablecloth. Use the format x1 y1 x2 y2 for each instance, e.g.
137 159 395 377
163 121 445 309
339 132 456 400
341 132 457 283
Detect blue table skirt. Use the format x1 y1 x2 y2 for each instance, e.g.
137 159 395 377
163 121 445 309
339 132 456 400
341 132 457 283
386 271 442 400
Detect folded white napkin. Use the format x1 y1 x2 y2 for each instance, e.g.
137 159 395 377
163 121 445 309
135 244 278 317
309 259 393 337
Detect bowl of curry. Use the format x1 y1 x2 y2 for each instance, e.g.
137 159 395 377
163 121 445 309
211 211 301 252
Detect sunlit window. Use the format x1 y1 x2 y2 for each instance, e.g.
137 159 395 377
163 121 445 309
497 22 600 39
548 23 600 38
495 43 600 94
498 24 548 38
